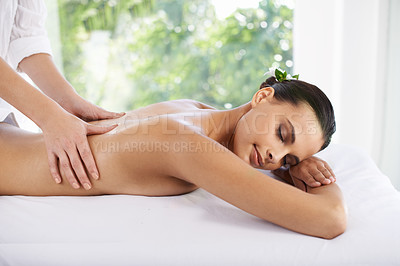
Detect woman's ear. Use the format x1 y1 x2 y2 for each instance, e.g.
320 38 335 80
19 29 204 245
251 87 275 107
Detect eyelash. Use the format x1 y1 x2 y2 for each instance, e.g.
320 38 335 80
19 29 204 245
278 125 289 167
278 125 284 143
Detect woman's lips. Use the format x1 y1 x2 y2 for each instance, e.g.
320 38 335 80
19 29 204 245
251 144 264 168
255 145 264 167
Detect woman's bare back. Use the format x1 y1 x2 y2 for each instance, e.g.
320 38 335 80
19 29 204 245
0 99 214 196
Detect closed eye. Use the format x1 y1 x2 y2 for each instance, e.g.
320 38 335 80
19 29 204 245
278 125 289 167
278 125 284 142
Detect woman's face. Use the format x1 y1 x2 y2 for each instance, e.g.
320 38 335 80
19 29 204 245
232 87 324 170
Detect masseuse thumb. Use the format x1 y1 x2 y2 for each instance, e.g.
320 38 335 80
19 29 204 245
86 124 118 135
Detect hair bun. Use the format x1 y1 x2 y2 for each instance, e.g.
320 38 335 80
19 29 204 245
259 76 278 89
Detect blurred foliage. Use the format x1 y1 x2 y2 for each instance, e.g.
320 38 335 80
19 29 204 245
58 0 293 111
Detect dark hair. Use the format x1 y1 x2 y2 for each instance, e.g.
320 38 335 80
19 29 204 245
260 76 336 151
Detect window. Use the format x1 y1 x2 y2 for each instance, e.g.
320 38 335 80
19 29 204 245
57 0 294 111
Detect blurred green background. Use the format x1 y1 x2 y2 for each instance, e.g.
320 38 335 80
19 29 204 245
57 0 294 111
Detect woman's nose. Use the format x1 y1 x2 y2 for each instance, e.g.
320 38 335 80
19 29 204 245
266 150 285 165
266 150 276 164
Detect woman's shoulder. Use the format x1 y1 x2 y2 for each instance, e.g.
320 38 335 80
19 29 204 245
189 100 218 110
136 99 217 114
90 99 216 128
120 99 212 119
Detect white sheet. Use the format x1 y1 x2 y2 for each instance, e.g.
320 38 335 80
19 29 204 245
1 144 399 266
0 108 19 127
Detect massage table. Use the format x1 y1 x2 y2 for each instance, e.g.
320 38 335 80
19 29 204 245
1 143 399 265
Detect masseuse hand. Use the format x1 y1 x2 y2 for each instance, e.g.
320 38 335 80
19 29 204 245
62 94 125 122
42 108 118 190
2 54 125 190
289 156 336 189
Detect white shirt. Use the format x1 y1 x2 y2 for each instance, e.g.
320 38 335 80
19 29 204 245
0 0 52 70
0 0 53 125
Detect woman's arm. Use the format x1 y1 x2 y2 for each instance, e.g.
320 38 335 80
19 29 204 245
168 131 347 239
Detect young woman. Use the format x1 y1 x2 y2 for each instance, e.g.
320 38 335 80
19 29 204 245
0 76 346 239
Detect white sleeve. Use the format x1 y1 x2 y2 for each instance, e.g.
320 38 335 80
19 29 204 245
8 0 53 70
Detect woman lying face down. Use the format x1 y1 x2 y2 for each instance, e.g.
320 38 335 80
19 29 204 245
0 75 345 239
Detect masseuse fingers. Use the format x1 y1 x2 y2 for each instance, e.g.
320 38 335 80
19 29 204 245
97 109 125 119
58 152 80 189
66 145 92 190
83 123 118 178
76 138 98 181
47 152 62 184
59 160 68 186
86 124 118 136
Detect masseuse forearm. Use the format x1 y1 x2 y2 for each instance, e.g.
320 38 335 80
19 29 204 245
18 53 78 107
0 57 63 127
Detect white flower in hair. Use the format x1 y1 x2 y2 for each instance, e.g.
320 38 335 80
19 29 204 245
263 66 278 77
263 66 299 81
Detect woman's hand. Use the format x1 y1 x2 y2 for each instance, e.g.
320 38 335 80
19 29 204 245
271 167 305 191
289 156 336 188
41 109 117 189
